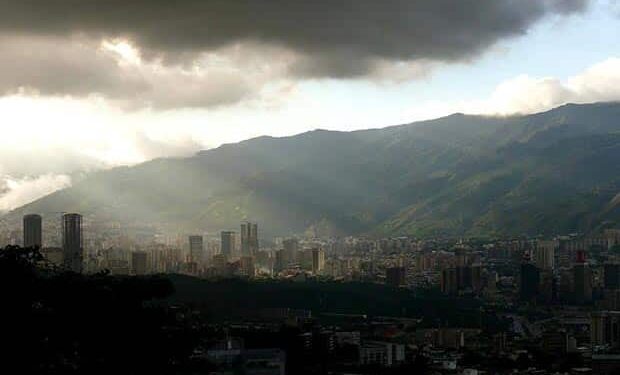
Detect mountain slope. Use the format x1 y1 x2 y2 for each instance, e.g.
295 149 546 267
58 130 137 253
7 102 620 237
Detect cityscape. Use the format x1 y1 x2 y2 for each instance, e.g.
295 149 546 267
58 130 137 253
2 1 620 374
5 211 620 373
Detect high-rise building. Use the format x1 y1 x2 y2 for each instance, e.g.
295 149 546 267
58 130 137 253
240 222 258 256
441 268 458 295
539 270 556 303
535 240 556 270
605 264 620 290
471 265 483 294
274 249 285 273
574 262 593 305
520 263 541 301
23 214 42 248
188 235 204 264
282 238 299 266
312 248 325 274
456 266 473 290
592 311 620 349
132 251 148 275
386 267 406 287
62 213 83 273
221 231 237 259
239 256 255 277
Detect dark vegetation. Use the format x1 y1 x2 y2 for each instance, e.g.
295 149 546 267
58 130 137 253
170 275 499 329
2 245 198 375
0 245 510 374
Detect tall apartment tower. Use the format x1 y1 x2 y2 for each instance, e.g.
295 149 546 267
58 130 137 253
23 214 42 248
62 213 83 273
312 248 325 274
535 240 557 270
605 263 620 290
240 222 258 256
221 231 237 259
188 235 204 264
282 238 299 266
574 262 593 305
386 266 406 287
132 251 148 275
520 263 541 301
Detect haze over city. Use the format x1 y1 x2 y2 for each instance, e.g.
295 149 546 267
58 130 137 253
1 0 619 211
3 1 620 375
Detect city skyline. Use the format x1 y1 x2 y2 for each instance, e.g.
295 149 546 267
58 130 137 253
4 2 620 374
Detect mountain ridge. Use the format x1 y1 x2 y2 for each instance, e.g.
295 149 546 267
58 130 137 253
5 101 620 238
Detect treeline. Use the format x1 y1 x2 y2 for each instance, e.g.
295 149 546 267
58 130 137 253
169 275 500 329
1 246 200 375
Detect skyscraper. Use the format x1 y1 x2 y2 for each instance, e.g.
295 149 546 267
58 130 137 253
520 263 540 301
188 235 204 264
592 311 620 349
535 240 556 270
605 263 620 290
23 214 42 248
221 231 236 259
386 267 406 287
132 251 148 275
240 222 259 256
312 248 325 274
282 238 299 266
62 213 83 273
574 262 592 305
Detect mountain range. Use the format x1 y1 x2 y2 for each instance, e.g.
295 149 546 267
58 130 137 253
7 102 620 238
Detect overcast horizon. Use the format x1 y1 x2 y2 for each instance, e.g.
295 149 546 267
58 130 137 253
1 0 619 211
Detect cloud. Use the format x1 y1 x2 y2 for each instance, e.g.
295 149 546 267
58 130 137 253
0 35 277 109
2 56 620 211
0 0 590 81
0 174 71 212
464 57 620 115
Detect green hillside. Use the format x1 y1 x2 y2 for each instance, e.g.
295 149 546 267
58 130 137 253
7 102 620 237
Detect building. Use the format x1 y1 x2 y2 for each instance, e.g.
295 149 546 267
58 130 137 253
188 235 204 264
574 262 593 305
605 264 620 290
206 348 285 375
274 249 285 272
441 268 458 295
539 270 557 303
221 231 237 259
311 248 325 274
62 213 83 273
535 240 557 270
41 247 63 266
520 263 540 301
132 251 148 275
23 214 42 248
456 266 473 290
239 256 255 277
592 311 620 349
386 267 406 287
240 222 259 256
471 264 483 293
282 238 299 266
440 265 481 295
359 341 405 367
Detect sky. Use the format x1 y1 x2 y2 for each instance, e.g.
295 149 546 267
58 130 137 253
0 0 619 211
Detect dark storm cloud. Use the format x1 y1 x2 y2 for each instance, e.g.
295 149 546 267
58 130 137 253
0 34 255 109
0 0 590 78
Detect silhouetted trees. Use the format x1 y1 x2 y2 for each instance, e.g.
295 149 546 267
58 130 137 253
1 246 199 374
